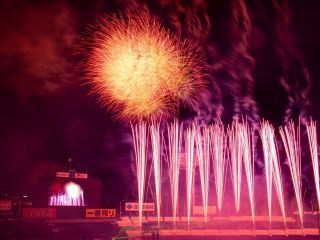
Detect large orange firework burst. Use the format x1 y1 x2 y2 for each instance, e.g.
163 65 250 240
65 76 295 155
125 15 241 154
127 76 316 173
85 12 207 121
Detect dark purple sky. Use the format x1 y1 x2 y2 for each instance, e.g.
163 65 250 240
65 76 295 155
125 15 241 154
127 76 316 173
0 0 319 203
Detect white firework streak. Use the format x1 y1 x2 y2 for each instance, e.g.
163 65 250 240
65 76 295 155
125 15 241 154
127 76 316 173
195 125 211 222
260 121 287 229
306 120 320 211
150 121 162 225
241 121 255 224
185 125 196 226
211 124 227 212
167 119 183 226
228 121 243 212
280 121 303 228
131 121 148 227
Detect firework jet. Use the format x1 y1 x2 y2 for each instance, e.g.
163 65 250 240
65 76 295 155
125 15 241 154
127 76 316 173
86 12 206 120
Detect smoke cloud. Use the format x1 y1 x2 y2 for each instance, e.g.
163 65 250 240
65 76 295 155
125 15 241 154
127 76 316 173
271 0 311 124
0 1 77 98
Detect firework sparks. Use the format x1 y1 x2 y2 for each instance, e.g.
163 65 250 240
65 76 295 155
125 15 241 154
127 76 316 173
185 125 196 226
167 120 183 226
260 121 287 229
131 121 148 226
260 122 273 227
279 121 303 228
306 120 320 212
85 12 206 121
195 125 211 222
150 121 162 225
129 119 319 229
241 121 255 224
228 121 243 212
211 124 227 212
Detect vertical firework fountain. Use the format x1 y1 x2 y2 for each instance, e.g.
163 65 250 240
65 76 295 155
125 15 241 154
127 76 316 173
211 124 227 213
185 125 196 226
306 120 320 212
129 119 319 230
260 121 287 229
228 121 243 213
260 121 273 227
280 121 303 228
150 121 162 225
241 121 255 224
195 126 211 222
167 120 183 226
227 120 255 221
131 122 148 226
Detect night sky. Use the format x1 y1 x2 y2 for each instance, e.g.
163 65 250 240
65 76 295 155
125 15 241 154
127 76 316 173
0 0 320 205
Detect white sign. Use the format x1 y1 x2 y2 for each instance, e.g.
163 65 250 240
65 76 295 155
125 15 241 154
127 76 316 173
125 202 155 212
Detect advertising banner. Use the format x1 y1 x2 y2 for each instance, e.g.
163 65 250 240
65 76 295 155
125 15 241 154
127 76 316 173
125 202 155 212
23 208 56 219
85 208 116 218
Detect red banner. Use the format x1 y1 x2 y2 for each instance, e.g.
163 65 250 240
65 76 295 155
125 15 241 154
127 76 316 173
23 208 56 219
0 200 11 211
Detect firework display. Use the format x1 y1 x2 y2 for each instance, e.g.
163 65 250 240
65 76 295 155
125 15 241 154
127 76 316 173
185 125 196 226
211 124 227 213
131 119 319 230
306 121 320 212
131 122 148 227
150 121 162 225
195 125 211 222
85 12 206 121
228 122 243 213
280 121 303 227
260 121 287 229
167 120 183 226
3 0 320 238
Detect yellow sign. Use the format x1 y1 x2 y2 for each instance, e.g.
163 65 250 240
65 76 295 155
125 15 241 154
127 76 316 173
85 208 116 218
